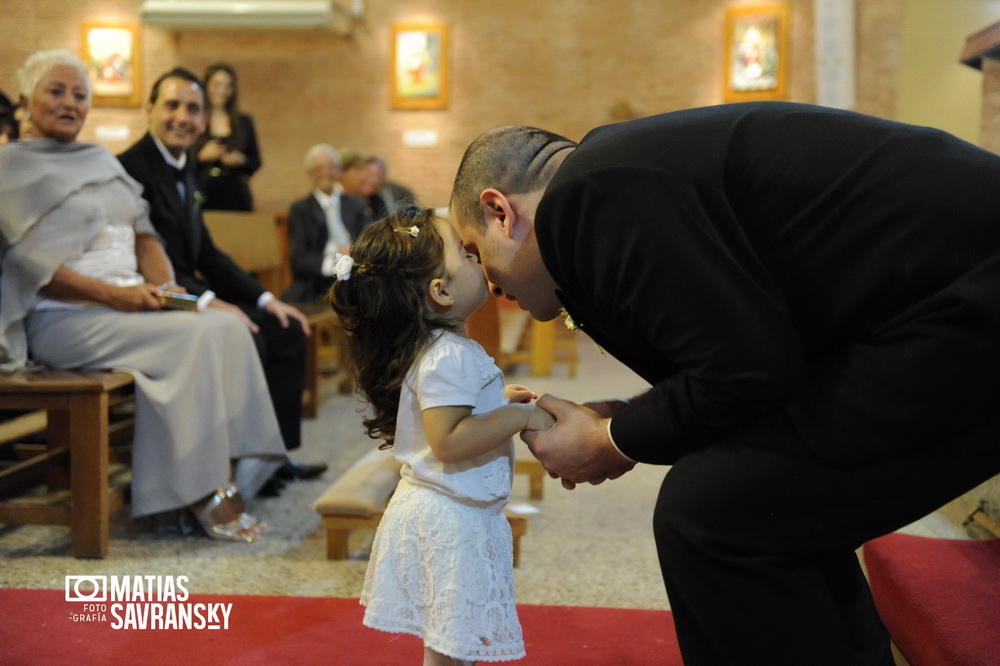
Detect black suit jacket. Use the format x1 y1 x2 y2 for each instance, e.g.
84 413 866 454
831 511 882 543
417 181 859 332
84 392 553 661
536 102 1000 467
118 132 265 306
282 192 371 302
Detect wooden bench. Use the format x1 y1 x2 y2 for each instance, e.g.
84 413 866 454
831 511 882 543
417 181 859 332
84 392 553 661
203 211 352 417
0 370 135 558
314 449 545 567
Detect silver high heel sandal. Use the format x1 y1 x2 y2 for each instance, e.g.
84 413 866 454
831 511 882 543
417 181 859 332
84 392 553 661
191 486 266 542
223 484 268 538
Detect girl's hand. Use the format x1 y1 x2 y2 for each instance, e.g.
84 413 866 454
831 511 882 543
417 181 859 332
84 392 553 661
505 384 538 403
525 404 556 431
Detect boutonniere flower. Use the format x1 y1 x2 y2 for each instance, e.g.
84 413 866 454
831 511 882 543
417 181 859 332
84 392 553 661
333 253 355 281
561 308 605 354
562 309 581 333
193 191 205 211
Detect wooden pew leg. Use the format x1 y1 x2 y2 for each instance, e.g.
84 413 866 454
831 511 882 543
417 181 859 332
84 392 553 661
507 515 527 568
327 528 349 560
64 392 111 558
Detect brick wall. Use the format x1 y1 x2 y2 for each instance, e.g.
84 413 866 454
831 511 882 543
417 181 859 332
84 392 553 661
2 0 901 214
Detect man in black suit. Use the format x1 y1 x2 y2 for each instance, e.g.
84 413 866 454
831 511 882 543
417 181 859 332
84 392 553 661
449 103 1000 665
282 143 371 303
119 67 326 490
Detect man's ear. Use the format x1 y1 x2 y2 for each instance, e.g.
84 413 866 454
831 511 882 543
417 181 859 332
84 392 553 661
426 277 453 310
479 189 515 239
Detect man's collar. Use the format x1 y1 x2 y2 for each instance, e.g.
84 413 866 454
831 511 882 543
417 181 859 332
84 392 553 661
151 134 187 170
313 184 343 203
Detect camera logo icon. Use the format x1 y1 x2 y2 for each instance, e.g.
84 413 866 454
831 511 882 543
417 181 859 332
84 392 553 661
65 575 107 602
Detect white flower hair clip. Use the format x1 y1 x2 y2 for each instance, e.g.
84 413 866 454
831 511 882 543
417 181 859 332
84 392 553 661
333 253 355 281
405 225 420 237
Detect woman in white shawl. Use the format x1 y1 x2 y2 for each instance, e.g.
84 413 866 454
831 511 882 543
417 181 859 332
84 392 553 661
0 49 285 542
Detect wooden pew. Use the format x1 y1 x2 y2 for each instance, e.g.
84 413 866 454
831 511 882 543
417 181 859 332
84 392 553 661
0 370 135 558
202 211 351 417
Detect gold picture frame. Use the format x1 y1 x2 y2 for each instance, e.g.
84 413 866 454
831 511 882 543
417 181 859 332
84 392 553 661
81 23 142 108
391 21 449 110
723 3 789 103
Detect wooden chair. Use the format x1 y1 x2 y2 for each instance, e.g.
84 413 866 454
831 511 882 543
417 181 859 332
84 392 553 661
203 211 352 417
470 298 579 377
0 370 135 558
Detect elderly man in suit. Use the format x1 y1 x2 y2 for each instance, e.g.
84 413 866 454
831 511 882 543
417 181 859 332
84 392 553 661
282 144 371 303
118 67 327 494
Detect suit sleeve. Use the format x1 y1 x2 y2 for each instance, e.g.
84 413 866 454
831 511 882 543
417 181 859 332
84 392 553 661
541 167 804 464
288 199 325 278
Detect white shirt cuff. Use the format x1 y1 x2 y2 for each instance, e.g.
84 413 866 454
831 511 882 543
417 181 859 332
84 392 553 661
196 290 216 311
606 417 637 464
321 254 336 277
257 291 276 309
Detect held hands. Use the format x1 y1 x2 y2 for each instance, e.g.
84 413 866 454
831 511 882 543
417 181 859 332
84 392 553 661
197 140 245 167
219 150 247 167
521 394 636 490
198 139 228 163
505 384 556 432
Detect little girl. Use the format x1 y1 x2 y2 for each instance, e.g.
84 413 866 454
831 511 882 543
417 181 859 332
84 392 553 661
330 205 553 665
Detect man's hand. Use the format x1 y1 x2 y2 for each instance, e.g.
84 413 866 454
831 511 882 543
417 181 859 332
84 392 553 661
521 394 636 490
263 300 312 336
208 298 259 332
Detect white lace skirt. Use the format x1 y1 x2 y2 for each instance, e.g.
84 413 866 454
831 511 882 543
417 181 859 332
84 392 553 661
361 479 525 661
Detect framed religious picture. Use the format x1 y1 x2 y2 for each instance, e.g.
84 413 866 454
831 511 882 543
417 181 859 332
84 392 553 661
81 23 142 108
391 21 449 110
723 3 789 102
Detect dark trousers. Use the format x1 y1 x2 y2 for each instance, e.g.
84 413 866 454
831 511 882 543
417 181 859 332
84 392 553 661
243 307 306 451
653 411 1000 665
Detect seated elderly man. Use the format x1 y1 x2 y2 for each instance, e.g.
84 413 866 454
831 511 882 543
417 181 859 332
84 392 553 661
282 143 372 303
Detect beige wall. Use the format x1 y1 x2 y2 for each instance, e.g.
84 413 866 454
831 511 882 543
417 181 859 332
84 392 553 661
2 0 904 214
897 0 998 143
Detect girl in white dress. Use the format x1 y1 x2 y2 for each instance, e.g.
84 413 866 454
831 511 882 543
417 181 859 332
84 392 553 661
330 205 553 665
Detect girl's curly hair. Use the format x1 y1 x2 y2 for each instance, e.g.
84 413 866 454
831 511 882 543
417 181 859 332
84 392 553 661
328 205 453 448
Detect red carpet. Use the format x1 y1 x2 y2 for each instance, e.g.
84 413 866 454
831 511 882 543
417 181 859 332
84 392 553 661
863 533 1000 666
0 588 680 665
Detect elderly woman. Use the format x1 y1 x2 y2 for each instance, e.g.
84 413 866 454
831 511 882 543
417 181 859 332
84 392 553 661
0 49 284 542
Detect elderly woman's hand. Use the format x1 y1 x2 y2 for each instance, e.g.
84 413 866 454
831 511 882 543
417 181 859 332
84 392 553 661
107 283 164 312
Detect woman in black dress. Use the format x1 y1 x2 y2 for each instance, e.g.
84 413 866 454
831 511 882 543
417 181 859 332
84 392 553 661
194 63 261 211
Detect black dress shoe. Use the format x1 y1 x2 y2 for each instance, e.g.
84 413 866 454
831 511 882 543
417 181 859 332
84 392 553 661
276 459 328 481
258 476 286 498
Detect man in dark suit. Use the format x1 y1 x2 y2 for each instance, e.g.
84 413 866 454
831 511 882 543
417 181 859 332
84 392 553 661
282 144 371 303
119 67 326 490
449 103 1000 665
372 154 418 215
